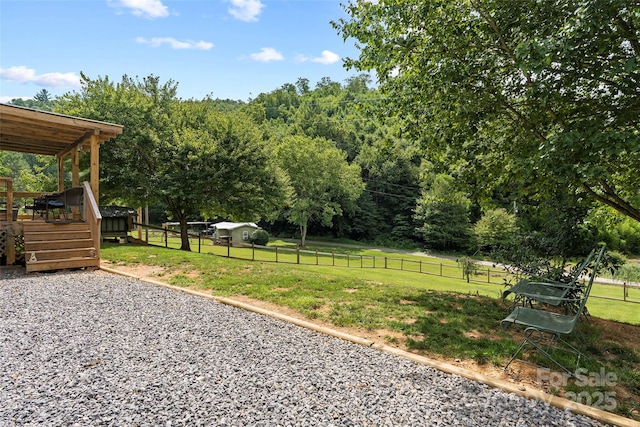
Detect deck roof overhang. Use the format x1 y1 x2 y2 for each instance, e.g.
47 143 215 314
0 103 123 157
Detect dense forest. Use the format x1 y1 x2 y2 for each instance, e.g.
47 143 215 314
3 74 639 260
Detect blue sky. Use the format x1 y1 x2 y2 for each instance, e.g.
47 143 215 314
0 0 364 103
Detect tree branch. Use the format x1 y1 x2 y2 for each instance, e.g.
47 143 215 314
616 15 640 56
581 181 640 222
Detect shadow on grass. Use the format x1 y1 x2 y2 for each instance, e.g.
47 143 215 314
398 291 518 365
397 289 640 418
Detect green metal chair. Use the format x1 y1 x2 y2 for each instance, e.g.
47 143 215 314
501 248 597 313
500 245 606 376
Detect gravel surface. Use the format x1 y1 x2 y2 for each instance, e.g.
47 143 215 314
0 268 606 426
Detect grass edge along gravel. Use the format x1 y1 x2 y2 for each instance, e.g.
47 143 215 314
101 242 640 421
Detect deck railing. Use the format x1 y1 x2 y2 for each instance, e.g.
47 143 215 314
0 180 101 266
83 181 102 259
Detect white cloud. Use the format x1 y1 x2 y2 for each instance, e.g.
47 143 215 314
113 0 169 19
0 66 81 89
250 48 284 62
136 37 214 50
228 0 264 22
311 50 340 65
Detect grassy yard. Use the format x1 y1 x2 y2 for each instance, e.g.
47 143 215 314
101 242 640 420
131 233 639 323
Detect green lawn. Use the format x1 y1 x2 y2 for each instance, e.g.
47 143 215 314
101 241 640 419
127 233 639 324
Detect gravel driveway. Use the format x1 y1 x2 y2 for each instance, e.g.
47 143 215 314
0 269 605 426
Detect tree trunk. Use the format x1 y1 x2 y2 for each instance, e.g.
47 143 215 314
165 196 191 251
179 216 191 251
300 223 308 247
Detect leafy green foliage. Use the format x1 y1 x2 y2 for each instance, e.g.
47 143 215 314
56 74 287 250
274 135 364 246
334 0 640 223
414 174 472 251
253 75 423 245
589 208 640 255
8 89 55 111
250 229 270 246
458 257 481 283
615 263 640 284
473 208 518 251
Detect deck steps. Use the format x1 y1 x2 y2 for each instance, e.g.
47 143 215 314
23 221 99 273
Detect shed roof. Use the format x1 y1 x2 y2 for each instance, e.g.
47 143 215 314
99 205 138 218
212 221 259 230
0 104 124 157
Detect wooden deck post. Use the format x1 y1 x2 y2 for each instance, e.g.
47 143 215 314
72 149 80 187
6 227 15 265
1 177 14 223
57 155 65 192
90 132 100 205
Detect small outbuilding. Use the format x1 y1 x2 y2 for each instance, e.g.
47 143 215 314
209 221 260 245
99 205 138 241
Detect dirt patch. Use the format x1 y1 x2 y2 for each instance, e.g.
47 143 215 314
590 317 640 352
102 260 166 278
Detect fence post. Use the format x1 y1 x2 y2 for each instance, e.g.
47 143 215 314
347 254 350 267
164 227 168 248
624 283 627 301
419 260 422 273
297 246 300 264
401 258 404 271
198 234 201 253
227 238 230 258
373 256 375 269
316 250 319 265
360 255 363 268
385 257 387 269
275 246 278 263
440 263 442 276
487 268 490 283
252 243 255 261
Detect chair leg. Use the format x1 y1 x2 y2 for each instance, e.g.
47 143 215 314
504 338 529 371
504 327 589 376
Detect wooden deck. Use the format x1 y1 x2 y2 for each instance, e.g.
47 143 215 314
1 181 103 273
22 221 98 273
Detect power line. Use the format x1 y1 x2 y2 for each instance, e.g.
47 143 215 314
364 178 421 192
364 189 418 200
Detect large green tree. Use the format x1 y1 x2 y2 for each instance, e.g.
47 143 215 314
353 131 422 245
57 74 286 250
334 0 640 223
255 76 425 244
274 135 364 246
414 173 472 251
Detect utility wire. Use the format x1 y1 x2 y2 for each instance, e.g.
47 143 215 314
364 189 419 200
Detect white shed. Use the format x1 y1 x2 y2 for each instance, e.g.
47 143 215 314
210 222 260 244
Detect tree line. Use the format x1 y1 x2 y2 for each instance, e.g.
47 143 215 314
2 0 638 261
